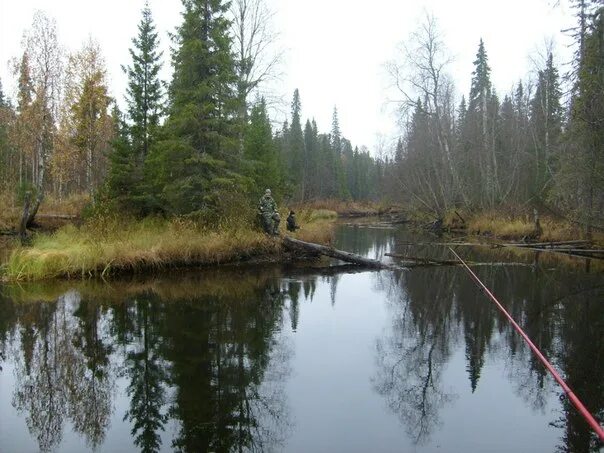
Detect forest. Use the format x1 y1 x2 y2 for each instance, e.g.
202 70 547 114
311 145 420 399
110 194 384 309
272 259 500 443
0 0 602 240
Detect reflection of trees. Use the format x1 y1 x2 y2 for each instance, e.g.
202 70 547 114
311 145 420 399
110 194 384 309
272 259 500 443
159 275 292 452
7 291 114 451
1 268 298 452
70 298 114 448
121 297 168 453
373 268 458 444
373 260 604 451
455 267 495 393
12 299 67 452
553 290 604 453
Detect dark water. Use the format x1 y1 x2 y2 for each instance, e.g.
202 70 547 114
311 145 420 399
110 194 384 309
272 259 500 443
0 224 602 453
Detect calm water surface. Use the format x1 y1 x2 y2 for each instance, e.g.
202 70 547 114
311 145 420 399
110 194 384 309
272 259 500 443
0 224 602 452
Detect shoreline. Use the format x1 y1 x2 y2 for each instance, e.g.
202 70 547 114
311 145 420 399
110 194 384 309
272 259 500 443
1 212 336 282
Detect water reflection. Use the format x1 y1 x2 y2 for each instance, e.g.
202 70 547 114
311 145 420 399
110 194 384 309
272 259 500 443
0 268 295 452
373 268 458 444
373 261 604 451
0 225 602 452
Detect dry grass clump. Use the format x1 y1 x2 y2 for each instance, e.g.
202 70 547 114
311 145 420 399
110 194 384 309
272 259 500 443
462 210 600 243
3 211 336 282
40 193 90 216
467 213 536 239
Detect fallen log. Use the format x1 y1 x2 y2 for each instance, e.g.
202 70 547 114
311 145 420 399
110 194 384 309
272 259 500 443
385 253 461 265
283 236 391 269
385 253 533 268
504 240 591 248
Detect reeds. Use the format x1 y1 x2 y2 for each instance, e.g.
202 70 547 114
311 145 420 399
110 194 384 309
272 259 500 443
3 212 336 281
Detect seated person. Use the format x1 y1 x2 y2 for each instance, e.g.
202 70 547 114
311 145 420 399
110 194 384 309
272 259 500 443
286 210 300 232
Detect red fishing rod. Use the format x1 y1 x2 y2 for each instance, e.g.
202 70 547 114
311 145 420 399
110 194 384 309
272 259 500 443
448 247 604 442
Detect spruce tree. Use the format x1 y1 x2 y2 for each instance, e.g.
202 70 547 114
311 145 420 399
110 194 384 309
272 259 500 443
106 106 136 208
303 118 321 199
555 8 604 233
469 39 491 109
148 0 241 215
108 3 163 213
330 107 348 198
467 39 498 206
244 97 280 197
123 2 163 162
288 89 305 199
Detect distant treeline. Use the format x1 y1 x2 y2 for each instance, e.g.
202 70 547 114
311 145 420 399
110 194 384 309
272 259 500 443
0 0 601 229
0 0 381 227
382 3 603 232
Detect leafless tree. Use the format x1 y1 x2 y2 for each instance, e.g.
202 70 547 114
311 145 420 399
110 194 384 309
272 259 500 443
230 0 284 117
386 13 466 214
20 11 63 226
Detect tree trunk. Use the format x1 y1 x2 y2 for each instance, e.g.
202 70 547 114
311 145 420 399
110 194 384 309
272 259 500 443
19 191 31 244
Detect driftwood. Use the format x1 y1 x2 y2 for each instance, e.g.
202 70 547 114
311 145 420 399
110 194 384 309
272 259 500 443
385 253 461 265
505 240 591 248
283 236 391 269
385 253 532 268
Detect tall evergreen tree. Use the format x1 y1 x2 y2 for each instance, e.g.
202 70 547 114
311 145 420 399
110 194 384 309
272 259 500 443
530 53 562 195
555 8 604 234
466 39 498 206
106 106 136 208
108 3 163 212
330 107 348 198
244 97 280 197
287 89 305 199
147 0 241 215
0 78 13 190
303 119 319 199
123 2 163 162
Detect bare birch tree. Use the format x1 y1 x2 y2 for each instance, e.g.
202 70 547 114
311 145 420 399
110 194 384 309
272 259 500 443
20 11 63 226
386 13 464 215
230 0 283 122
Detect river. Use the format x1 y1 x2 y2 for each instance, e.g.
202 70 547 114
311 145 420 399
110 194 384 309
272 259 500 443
0 223 602 452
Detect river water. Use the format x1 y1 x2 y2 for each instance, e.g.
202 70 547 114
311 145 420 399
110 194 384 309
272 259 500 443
0 224 602 452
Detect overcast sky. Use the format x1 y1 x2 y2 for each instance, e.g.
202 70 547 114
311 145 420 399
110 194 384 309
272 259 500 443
0 0 576 153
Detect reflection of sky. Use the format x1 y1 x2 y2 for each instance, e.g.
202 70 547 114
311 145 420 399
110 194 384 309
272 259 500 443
282 271 561 452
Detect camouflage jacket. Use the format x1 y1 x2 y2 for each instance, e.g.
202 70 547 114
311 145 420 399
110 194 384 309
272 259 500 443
258 194 277 215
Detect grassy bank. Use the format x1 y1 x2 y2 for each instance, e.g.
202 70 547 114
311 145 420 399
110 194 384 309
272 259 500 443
442 209 604 244
2 210 335 282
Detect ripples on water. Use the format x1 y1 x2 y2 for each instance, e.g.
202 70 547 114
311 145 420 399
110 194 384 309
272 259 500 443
0 224 602 452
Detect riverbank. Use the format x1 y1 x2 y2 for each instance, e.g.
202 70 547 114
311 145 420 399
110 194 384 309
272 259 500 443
294 199 403 218
1 210 336 282
438 209 604 245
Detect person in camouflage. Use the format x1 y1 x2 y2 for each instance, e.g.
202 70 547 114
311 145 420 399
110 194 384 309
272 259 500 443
258 189 280 235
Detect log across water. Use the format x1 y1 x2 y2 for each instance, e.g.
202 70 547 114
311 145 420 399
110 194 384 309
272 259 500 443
283 236 392 269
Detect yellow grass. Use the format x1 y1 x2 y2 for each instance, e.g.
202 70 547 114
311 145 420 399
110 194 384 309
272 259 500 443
3 212 336 282
449 209 603 244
